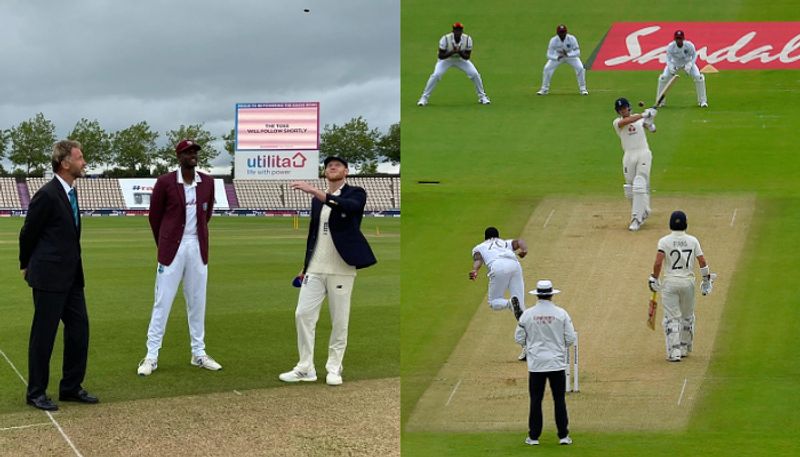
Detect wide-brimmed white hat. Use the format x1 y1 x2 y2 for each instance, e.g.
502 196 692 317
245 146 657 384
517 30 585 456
529 279 561 296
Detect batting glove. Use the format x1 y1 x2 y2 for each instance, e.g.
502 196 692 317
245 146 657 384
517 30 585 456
648 274 661 292
684 63 693 73
701 273 717 296
642 108 657 119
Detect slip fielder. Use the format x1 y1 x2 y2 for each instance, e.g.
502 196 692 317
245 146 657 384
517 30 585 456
417 22 490 106
648 211 715 361
613 97 657 232
536 24 588 96
469 227 528 360
658 30 708 107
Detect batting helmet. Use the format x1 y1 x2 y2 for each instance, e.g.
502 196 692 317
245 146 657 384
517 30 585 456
614 97 630 113
674 30 685 39
484 226 499 240
670 210 688 231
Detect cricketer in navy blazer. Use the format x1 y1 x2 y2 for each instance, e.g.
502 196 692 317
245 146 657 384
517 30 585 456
302 183 377 273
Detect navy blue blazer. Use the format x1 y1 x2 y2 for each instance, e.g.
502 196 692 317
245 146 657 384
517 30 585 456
19 178 84 292
303 183 377 273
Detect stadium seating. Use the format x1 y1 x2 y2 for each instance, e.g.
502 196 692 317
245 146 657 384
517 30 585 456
25 177 125 210
0 177 22 209
234 177 399 211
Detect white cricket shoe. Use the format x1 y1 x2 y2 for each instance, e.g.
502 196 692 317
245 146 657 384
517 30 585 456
326 372 343 386
559 436 573 445
700 102 708 108
137 358 158 376
680 347 689 357
191 355 222 371
580 89 589 95
628 218 641 232
525 437 540 445
536 89 548 95
417 97 427 106
478 96 491 105
279 369 317 383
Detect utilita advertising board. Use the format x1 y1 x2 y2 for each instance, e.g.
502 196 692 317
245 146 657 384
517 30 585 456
588 22 800 71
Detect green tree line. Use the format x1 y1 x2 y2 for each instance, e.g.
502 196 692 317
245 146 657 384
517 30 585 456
0 113 399 177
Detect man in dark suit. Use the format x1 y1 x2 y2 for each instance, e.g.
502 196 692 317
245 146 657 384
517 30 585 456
279 156 377 386
19 140 99 411
137 139 221 376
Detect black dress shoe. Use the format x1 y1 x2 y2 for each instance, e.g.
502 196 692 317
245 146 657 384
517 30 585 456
59 389 99 404
27 395 59 411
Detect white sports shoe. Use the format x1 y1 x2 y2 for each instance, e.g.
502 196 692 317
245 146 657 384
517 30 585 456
580 89 589 95
525 437 539 445
326 372 343 386
559 436 573 445
536 89 548 95
478 96 491 105
700 102 708 108
137 358 158 376
628 218 641 232
191 355 222 371
417 97 427 106
279 369 317 383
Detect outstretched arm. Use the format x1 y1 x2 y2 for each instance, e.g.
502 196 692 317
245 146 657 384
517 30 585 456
469 252 484 280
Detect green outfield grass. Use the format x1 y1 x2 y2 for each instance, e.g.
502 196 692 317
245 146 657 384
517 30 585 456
402 0 800 455
0 216 399 414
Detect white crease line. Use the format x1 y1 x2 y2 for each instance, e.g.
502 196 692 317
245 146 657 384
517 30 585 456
730 208 738 227
233 390 242 396
677 377 688 406
0 349 85 457
445 379 462 407
543 209 555 228
0 422 51 432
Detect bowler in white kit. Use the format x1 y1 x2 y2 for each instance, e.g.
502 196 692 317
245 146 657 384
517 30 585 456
469 227 528 360
658 30 708 107
612 97 657 232
649 211 715 361
536 24 588 96
417 22 490 106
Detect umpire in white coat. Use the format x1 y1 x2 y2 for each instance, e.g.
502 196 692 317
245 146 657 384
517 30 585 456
280 156 377 386
515 280 576 446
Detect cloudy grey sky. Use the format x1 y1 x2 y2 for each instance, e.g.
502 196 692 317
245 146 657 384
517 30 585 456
0 0 399 173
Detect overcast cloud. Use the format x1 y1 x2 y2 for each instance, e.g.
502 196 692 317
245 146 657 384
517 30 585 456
0 0 399 173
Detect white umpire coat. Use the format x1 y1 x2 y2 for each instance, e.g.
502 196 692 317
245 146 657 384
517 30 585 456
515 299 576 372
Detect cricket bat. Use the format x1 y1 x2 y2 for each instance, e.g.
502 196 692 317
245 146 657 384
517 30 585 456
647 291 658 330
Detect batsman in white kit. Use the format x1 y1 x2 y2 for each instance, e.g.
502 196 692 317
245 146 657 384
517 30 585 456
536 24 588 96
658 30 708 107
612 97 657 232
417 22 491 106
648 211 715 361
137 140 222 376
280 156 376 386
469 227 528 360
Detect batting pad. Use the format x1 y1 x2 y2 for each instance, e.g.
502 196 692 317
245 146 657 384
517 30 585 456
406 195 755 433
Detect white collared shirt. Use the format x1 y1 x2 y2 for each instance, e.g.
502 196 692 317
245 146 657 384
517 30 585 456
176 169 201 239
55 174 74 199
307 187 357 276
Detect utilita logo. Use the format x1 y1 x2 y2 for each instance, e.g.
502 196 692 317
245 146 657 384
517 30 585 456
588 22 800 70
246 152 308 168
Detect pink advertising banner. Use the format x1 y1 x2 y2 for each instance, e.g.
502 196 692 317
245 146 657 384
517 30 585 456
235 102 320 150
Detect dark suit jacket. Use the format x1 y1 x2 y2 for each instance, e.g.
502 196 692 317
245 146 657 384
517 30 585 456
19 177 84 292
303 183 377 273
148 171 214 266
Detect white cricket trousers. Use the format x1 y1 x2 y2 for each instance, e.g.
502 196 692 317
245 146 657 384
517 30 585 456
622 148 652 222
661 276 696 357
293 273 356 375
540 57 586 91
487 259 525 311
145 237 208 359
422 58 487 99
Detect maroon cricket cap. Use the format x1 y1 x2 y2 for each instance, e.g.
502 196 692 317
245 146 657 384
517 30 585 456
557 24 567 34
674 30 685 39
452 22 464 29
176 139 201 154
